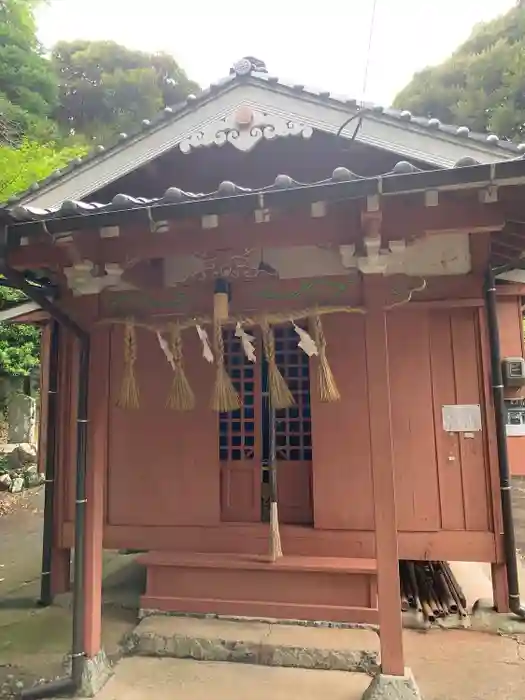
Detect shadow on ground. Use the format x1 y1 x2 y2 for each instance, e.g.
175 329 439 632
0 557 143 696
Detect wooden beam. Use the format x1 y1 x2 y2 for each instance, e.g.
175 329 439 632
382 197 505 237
8 198 506 271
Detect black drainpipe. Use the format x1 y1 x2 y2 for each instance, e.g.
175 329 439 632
484 266 525 619
1 267 91 698
38 320 60 608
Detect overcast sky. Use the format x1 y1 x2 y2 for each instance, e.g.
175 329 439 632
37 0 516 106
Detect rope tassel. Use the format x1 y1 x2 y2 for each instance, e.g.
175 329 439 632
261 320 295 410
166 324 195 411
117 321 139 409
269 499 283 561
210 321 241 412
311 314 340 402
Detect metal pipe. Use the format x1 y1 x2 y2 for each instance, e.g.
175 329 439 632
38 321 60 607
484 266 525 620
0 269 92 699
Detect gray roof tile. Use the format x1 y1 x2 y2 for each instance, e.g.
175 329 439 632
2 57 522 209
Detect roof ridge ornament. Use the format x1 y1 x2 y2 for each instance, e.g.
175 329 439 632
179 106 314 154
231 56 267 76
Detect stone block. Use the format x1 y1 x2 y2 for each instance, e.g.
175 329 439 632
8 394 36 444
0 473 11 491
362 668 422 700
79 650 113 697
9 476 24 493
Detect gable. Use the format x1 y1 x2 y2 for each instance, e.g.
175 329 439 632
9 69 522 211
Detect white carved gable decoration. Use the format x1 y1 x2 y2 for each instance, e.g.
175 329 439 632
179 105 314 154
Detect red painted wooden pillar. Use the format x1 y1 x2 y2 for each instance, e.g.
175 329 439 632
83 327 110 657
365 280 405 676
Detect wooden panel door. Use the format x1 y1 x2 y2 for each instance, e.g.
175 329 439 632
220 328 261 522
273 325 313 525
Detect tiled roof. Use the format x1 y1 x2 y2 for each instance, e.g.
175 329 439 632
3 57 524 210
7 156 525 240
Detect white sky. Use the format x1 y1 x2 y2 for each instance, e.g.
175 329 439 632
37 0 516 106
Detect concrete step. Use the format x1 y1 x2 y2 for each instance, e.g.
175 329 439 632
124 615 380 674
97 657 371 700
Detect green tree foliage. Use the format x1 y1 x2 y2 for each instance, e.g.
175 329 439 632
0 138 87 376
0 0 59 140
51 40 200 140
0 285 40 377
0 138 87 203
394 2 525 141
0 20 199 377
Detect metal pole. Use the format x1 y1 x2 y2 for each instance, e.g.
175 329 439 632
1 269 93 698
484 266 525 620
38 321 60 607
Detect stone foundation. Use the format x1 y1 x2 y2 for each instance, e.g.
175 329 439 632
125 615 380 675
362 668 422 700
79 650 113 697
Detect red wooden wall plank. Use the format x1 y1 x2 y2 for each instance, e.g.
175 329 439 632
450 310 490 531
429 312 466 530
388 311 440 532
310 313 374 530
106 325 220 527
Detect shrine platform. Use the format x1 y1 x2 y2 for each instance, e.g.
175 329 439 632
138 552 379 625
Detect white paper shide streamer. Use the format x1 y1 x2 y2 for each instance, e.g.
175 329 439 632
235 322 256 363
156 331 176 370
196 324 214 363
293 323 318 357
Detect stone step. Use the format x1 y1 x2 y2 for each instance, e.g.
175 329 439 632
124 615 380 674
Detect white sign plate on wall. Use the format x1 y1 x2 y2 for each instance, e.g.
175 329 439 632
442 405 482 433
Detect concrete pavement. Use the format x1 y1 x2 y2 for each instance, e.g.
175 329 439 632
97 628 525 700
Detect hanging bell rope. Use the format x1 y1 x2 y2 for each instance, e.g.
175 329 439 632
261 319 295 410
311 314 341 402
117 320 140 409
166 323 195 411
210 279 241 412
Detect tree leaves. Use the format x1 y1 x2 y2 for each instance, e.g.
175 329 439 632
0 3 199 379
394 4 525 141
51 40 199 139
0 1 59 140
0 139 88 203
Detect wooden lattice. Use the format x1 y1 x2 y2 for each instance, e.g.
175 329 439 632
219 329 256 461
273 325 312 461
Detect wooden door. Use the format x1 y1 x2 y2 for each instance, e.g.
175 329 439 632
220 325 313 525
220 328 261 522
273 325 313 525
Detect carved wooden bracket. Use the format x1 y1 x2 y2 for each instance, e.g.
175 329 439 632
179 107 314 154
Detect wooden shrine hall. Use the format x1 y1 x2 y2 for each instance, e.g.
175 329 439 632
3 57 525 698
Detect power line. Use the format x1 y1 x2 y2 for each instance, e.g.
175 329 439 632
336 0 380 155
361 0 379 104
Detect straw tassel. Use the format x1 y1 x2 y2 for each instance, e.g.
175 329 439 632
267 386 282 561
311 314 340 402
210 320 241 412
269 501 283 561
261 320 295 410
117 321 139 409
167 324 195 411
